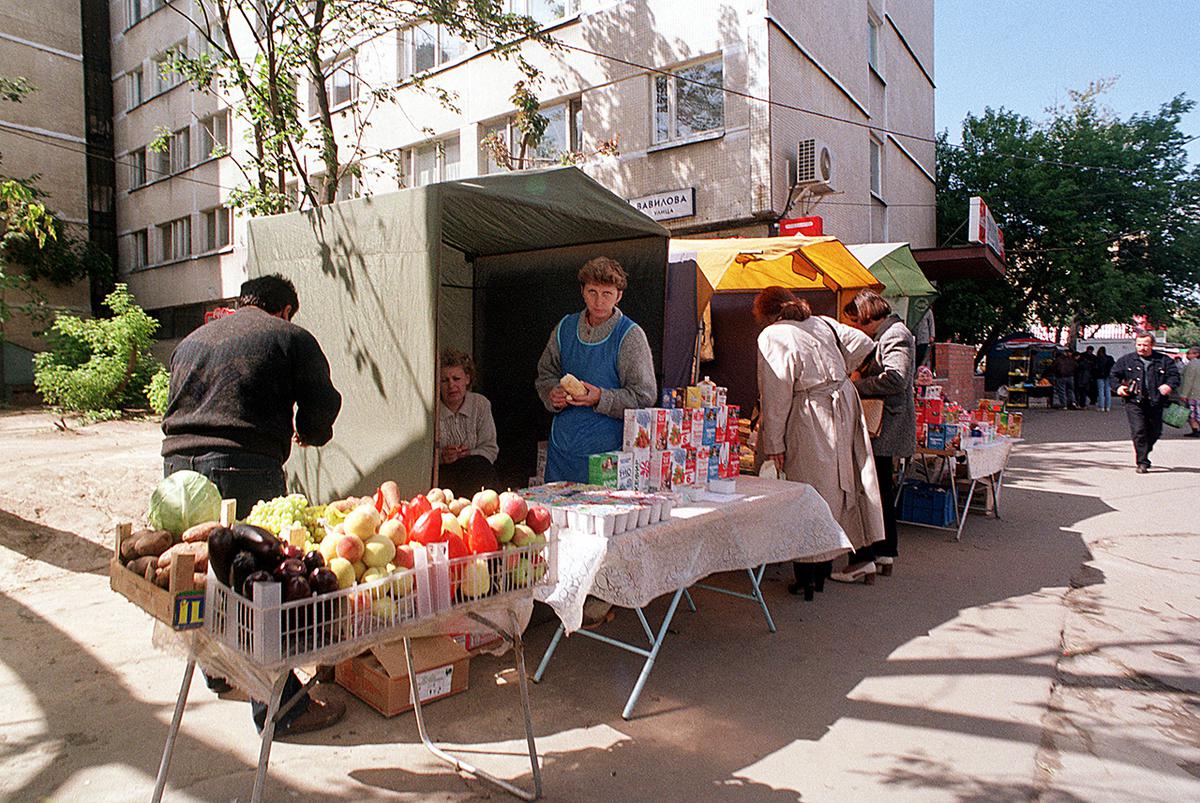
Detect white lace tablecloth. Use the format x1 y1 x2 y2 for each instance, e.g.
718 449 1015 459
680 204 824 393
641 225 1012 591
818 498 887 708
962 437 1018 479
535 476 852 634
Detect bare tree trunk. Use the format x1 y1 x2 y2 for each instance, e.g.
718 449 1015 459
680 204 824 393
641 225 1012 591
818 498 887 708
304 2 340 204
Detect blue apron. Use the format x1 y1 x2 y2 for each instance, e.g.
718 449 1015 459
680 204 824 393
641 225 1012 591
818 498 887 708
545 312 635 483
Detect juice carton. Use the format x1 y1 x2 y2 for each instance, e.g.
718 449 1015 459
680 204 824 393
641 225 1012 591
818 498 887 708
996 412 1009 437
668 448 688 489
624 409 653 451
667 408 685 448
649 451 674 491
927 398 945 419
633 450 652 492
925 424 947 451
588 452 619 487
727 443 741 477
697 377 718 407
714 405 729 444
708 450 721 482
944 423 961 451
684 385 703 409
683 449 697 487
917 423 928 448
688 409 705 448
616 451 635 490
715 386 728 407
702 406 719 446
651 408 670 450
924 385 944 400
1009 412 1024 438
660 387 679 409
716 443 731 478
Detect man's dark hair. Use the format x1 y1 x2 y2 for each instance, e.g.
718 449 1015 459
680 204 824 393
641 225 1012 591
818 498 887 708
238 274 299 316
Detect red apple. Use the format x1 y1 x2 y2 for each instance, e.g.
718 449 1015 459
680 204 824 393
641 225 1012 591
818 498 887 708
525 504 552 535
393 543 415 570
335 533 364 563
472 489 500 516
499 491 528 524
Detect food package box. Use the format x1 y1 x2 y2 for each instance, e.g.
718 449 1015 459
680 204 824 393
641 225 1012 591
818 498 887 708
708 450 721 482
688 409 705 448
667 448 688 489
926 424 947 451
450 629 503 655
536 441 548 481
615 451 635 490
727 443 741 477
714 405 728 443
716 386 728 407
979 399 1004 414
926 398 944 419
685 385 703 408
588 452 620 488
660 387 680 408
924 385 944 400
633 449 652 492
683 450 697 487
717 443 732 478
944 423 961 451
647 450 673 491
1009 412 1024 438
624 409 653 450
667 408 685 448
694 446 711 487
725 405 741 443
917 423 927 448
651 408 670 450
336 635 469 718
996 412 1009 437
701 407 718 446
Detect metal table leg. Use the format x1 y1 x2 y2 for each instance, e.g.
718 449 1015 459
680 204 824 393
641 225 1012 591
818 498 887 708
532 623 564 683
622 588 684 719
404 608 542 801
151 658 196 803
250 673 288 803
955 479 978 542
690 564 776 633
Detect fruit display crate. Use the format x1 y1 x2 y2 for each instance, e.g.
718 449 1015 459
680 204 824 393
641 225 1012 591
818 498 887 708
110 523 206 631
204 536 558 671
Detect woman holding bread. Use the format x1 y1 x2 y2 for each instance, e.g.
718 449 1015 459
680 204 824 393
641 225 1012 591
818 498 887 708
536 256 657 482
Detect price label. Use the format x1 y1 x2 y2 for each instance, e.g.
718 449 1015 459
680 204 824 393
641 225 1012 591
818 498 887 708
411 665 453 703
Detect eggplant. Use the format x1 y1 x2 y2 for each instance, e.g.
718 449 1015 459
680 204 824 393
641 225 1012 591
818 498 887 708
230 551 259 598
309 567 338 595
303 550 325 573
206 527 236 586
277 558 307 578
242 569 276 600
231 523 285 573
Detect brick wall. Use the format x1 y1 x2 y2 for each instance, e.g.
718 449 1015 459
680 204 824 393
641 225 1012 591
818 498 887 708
934 342 980 407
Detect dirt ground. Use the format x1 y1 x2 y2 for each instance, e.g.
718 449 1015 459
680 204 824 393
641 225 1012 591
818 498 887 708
1 407 1197 801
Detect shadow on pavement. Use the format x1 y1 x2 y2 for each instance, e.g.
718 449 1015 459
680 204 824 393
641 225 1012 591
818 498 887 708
0 508 112 576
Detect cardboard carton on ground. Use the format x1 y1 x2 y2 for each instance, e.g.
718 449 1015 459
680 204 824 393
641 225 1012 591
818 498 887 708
336 635 470 717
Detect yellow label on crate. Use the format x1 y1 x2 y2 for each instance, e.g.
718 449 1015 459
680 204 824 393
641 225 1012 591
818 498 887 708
173 591 206 630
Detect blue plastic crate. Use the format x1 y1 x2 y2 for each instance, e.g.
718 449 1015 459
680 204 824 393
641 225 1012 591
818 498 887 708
899 480 956 527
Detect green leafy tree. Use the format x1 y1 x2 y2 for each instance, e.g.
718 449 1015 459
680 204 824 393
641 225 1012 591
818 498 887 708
935 82 1200 362
33 284 162 418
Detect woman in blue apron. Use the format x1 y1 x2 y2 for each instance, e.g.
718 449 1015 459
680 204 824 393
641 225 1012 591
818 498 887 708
536 257 658 483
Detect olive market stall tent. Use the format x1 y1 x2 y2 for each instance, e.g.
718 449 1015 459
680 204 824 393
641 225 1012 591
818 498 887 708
244 167 669 499
666 236 884 412
846 242 938 331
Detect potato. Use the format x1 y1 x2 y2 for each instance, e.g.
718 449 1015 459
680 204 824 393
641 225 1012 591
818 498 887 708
181 521 221 543
130 529 172 559
191 573 207 591
154 567 171 589
126 555 156 577
157 541 208 573
145 560 158 583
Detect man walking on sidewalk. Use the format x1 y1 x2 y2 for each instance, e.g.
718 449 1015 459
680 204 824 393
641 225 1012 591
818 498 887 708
1111 332 1180 472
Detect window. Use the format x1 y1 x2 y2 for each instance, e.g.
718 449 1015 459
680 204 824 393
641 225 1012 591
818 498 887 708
868 16 880 72
127 0 165 28
127 229 149 270
334 172 359 202
310 57 356 114
508 0 579 26
406 136 460 187
482 99 582 173
129 149 147 189
653 56 724 145
198 111 230 160
202 206 232 251
400 23 473 78
168 126 191 174
153 42 186 95
869 137 882 197
127 68 144 110
198 25 227 60
158 216 192 262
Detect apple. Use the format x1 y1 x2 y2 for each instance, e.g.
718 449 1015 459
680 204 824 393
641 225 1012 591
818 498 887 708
441 512 464 538
319 531 342 561
362 535 396 568
389 570 415 598
344 504 381 541
379 518 407 548
525 504 552 535
352 560 368 581
487 512 515 545
393 543 415 570
426 488 447 505
448 497 470 516
460 558 491 599
442 488 455 504
328 557 356 589
511 523 535 547
335 533 365 563
472 489 500 516
514 556 548 587
499 491 528 524
457 505 476 531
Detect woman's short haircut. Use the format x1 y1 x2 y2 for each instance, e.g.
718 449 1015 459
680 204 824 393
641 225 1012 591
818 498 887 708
844 290 892 323
753 285 812 322
440 348 476 386
1188 346 1200 358
578 256 628 290
239 274 299 315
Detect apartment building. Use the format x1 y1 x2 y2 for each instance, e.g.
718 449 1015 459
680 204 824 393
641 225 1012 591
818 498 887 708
0 0 100 396
109 0 934 342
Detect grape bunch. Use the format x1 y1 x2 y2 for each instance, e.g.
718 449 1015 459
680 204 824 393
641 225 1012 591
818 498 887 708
247 494 313 539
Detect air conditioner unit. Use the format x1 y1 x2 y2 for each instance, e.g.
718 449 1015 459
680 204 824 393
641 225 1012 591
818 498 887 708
796 138 835 193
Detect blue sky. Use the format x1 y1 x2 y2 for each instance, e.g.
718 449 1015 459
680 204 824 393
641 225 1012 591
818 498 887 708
935 0 1200 167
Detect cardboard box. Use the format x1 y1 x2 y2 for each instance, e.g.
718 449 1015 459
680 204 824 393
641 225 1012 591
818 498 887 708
688 409 705 448
336 636 470 717
702 406 718 446
652 408 670 450
615 451 635 490
624 409 653 451
684 385 703 408
668 447 688 488
633 449 652 492
450 630 503 655
588 452 619 487
667 408 685 448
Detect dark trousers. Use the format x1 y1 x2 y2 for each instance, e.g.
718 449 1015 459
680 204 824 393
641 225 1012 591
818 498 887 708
1053 377 1076 408
849 455 898 562
163 450 308 731
1125 401 1164 468
437 455 499 497
1075 377 1092 407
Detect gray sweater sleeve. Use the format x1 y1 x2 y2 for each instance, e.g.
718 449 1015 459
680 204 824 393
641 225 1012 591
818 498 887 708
535 322 563 413
595 324 658 419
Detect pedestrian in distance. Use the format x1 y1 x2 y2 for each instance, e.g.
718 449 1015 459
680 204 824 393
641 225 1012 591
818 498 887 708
1180 346 1200 438
1050 350 1078 409
162 273 345 737
1111 332 1181 472
1095 346 1116 412
1076 345 1096 408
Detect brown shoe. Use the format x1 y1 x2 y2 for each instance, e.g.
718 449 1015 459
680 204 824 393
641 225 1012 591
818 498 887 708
275 696 346 739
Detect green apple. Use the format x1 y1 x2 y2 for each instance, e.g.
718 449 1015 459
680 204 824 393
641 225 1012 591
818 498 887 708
460 557 491 599
362 535 396 568
511 523 534 547
328 557 355 590
487 512 515 544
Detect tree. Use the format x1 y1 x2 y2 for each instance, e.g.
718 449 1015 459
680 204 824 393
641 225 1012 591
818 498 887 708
164 1 556 214
935 82 1200 363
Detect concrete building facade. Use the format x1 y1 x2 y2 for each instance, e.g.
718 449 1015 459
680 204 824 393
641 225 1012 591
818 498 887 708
107 0 934 342
0 0 95 393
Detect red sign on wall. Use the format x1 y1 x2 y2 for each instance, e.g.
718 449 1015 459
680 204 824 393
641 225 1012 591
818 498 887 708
778 216 824 237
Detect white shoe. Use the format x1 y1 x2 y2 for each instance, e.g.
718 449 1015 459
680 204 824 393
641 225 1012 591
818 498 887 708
830 561 877 584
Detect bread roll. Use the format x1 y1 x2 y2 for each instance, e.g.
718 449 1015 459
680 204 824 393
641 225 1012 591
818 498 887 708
560 373 587 397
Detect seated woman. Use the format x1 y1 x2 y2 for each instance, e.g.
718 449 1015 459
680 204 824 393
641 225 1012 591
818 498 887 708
437 348 499 496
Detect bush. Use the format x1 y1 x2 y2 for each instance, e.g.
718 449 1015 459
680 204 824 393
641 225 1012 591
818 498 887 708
147 366 170 416
33 284 162 417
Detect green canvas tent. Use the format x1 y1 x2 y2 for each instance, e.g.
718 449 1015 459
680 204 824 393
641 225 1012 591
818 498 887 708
846 242 937 330
244 167 669 501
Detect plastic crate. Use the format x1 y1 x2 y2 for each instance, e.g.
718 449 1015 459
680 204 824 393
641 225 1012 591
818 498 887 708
204 536 558 670
899 481 956 527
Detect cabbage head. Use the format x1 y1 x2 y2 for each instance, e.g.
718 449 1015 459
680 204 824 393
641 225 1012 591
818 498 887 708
148 471 222 535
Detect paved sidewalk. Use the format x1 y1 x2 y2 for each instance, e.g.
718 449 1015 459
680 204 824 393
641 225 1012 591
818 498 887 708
0 407 1196 800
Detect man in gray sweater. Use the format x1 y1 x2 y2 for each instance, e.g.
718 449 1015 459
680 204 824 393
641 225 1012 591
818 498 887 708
535 257 657 483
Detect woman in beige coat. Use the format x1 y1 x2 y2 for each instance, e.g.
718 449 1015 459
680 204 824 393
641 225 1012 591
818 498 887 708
754 286 886 591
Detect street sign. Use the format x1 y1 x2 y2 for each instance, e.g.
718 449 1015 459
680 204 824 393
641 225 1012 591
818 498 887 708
968 197 1005 260
630 188 696 221
778 216 824 236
